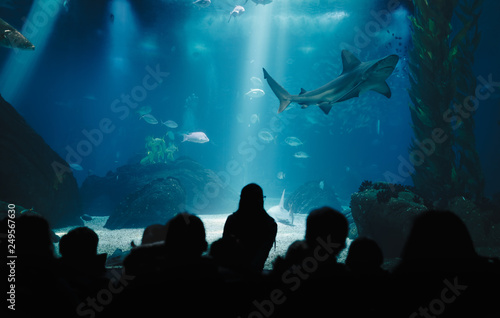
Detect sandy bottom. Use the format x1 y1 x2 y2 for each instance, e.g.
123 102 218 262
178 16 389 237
53 200 351 270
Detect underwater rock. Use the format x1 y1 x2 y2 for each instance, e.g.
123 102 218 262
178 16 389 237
80 157 239 217
285 181 342 215
0 96 82 228
446 196 500 249
104 177 185 229
350 183 427 258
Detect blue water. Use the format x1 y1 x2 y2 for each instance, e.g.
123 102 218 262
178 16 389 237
1 0 499 202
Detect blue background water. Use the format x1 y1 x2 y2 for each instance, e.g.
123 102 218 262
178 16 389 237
1 0 499 203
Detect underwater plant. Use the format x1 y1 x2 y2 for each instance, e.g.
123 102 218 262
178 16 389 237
408 0 484 202
140 136 178 165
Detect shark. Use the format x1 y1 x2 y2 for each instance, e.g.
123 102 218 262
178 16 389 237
0 17 35 50
263 50 399 115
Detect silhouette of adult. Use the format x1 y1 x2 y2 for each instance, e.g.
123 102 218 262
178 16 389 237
346 237 389 315
390 210 500 318
269 207 357 317
58 227 108 303
0 214 78 317
223 183 277 272
112 213 221 317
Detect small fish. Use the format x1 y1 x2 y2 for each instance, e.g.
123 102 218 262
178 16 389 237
193 0 211 8
294 151 309 159
250 114 260 124
319 181 324 190
228 5 245 22
257 130 274 142
244 0 273 5
166 131 175 140
250 76 263 88
182 132 209 143
136 105 152 116
376 119 381 135
285 136 303 147
277 172 286 180
245 88 265 99
0 18 35 50
69 163 83 171
140 114 158 124
161 120 178 128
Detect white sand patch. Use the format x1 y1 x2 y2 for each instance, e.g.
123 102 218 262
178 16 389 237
53 209 350 270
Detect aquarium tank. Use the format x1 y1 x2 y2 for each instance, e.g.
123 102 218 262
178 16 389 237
1 0 499 317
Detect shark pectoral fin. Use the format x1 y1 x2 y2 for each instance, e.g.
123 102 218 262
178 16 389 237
341 50 362 75
371 81 392 98
318 103 333 115
299 88 307 95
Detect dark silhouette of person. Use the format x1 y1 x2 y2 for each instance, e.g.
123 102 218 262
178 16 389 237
346 237 385 274
346 237 389 315
269 207 358 317
58 227 109 303
223 183 277 273
130 223 166 247
390 210 500 318
110 213 221 317
0 214 78 317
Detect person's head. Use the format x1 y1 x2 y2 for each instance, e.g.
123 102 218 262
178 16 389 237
13 213 54 258
305 207 348 256
238 183 265 210
164 212 207 258
59 226 98 259
141 224 167 245
401 210 477 261
345 237 383 272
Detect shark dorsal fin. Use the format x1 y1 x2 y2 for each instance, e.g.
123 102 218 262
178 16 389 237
341 50 361 75
279 189 285 210
299 88 307 95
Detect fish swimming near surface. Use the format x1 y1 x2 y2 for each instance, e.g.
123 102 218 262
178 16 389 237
244 0 273 5
182 132 209 143
0 18 35 50
245 88 265 99
228 5 245 22
140 114 158 124
263 50 399 115
193 0 211 8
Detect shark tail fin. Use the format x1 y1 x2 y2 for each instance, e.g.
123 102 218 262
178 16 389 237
263 68 292 113
182 134 188 142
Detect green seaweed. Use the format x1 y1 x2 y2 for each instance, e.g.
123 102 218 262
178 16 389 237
408 0 484 202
